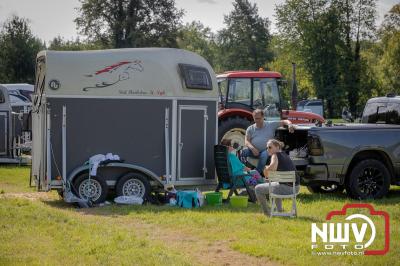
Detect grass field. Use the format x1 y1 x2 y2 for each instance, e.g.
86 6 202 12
0 166 399 265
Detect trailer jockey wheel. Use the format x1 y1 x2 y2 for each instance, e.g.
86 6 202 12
73 174 109 204
116 173 150 200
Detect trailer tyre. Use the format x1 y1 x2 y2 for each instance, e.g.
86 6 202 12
219 116 251 148
116 173 150 201
73 174 109 204
346 159 390 199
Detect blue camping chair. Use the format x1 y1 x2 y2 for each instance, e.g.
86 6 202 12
214 145 256 202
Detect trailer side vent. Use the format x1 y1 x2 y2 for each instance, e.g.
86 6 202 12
179 63 212 90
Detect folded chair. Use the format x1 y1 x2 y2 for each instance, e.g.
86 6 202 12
268 171 299 217
214 145 256 202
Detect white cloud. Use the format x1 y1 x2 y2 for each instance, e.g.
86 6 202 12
197 0 217 4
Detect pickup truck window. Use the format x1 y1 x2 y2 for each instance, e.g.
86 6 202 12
387 103 400 124
377 106 388 123
361 102 387 123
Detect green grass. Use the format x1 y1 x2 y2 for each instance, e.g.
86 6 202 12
1 166 399 265
0 166 35 193
329 118 345 123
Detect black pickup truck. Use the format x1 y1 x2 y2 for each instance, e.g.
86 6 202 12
277 94 400 199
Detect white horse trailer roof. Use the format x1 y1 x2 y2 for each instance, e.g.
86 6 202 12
38 48 217 99
1 84 34 91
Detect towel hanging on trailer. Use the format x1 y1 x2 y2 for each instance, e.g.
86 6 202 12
87 153 121 176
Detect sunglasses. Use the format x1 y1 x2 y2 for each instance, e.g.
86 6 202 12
267 146 272 150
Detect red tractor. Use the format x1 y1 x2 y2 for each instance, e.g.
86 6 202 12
217 70 325 146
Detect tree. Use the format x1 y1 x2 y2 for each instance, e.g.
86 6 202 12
334 0 377 113
276 0 378 117
75 0 184 48
377 3 400 94
217 0 272 71
269 35 315 108
0 15 44 84
177 21 219 70
48 36 104 51
276 0 345 117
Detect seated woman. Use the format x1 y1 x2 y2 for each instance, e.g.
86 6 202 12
220 139 262 187
255 139 300 215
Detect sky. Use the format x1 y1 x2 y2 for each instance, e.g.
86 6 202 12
0 0 398 43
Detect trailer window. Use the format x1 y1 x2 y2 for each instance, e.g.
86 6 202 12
10 94 28 104
179 64 212 90
20 90 33 101
0 90 4 103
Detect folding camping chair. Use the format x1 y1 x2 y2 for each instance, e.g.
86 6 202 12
214 145 256 202
268 171 299 217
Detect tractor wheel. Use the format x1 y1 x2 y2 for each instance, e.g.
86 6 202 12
219 116 251 148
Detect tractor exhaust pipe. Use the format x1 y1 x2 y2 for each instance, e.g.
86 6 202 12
291 62 298 110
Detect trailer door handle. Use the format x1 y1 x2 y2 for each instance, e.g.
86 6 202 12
179 142 183 150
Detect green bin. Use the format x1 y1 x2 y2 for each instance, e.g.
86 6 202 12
205 192 223 206
230 196 248 208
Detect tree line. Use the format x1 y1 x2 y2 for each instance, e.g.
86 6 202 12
0 0 399 118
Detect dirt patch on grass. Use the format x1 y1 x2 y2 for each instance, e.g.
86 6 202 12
80 209 279 266
0 192 58 201
137 221 279 266
2 192 279 265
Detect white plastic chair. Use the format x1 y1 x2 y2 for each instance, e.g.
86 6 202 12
268 171 299 218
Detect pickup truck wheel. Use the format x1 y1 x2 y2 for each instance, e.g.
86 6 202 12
347 159 390 199
219 116 251 149
307 184 344 194
73 174 109 204
116 173 150 201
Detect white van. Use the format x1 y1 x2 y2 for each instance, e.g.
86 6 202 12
296 99 324 117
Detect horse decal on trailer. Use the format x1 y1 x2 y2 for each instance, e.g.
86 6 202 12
82 60 143 91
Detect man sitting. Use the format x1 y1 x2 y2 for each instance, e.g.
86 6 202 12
241 109 295 174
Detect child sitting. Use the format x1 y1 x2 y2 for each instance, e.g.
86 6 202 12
220 139 263 186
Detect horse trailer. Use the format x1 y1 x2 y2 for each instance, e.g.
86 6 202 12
31 48 218 203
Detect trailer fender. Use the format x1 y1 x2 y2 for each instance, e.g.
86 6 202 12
67 162 164 187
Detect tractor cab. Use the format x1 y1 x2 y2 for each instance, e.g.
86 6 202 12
217 70 325 147
217 71 282 121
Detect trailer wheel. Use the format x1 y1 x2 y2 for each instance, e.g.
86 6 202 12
73 174 109 204
116 173 150 200
306 184 344 194
219 116 251 148
346 159 390 199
